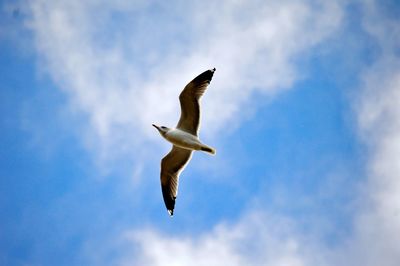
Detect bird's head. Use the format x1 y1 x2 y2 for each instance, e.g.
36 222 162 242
152 124 169 136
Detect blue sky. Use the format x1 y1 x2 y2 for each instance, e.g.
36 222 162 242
1 0 400 265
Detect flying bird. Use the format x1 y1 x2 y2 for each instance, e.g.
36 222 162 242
153 68 217 216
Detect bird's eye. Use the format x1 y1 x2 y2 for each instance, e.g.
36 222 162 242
161 126 166 129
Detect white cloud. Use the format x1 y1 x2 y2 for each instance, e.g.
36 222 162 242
343 2 400 265
27 0 342 162
118 212 324 266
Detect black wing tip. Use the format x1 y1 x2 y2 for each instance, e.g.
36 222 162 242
164 201 176 217
162 185 176 216
208 67 216 78
192 67 216 84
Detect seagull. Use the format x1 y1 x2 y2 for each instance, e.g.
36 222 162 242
153 68 216 216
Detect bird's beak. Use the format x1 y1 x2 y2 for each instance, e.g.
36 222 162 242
152 124 158 129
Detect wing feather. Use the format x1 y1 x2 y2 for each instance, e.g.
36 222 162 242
160 146 192 216
176 68 215 135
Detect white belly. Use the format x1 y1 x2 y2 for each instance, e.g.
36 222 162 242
164 129 202 150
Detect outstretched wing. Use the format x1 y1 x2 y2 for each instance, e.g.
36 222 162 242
160 145 193 216
176 68 216 136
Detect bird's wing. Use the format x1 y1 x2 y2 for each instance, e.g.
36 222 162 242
160 145 193 216
176 68 216 136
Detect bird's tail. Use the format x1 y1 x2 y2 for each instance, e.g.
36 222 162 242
200 145 216 155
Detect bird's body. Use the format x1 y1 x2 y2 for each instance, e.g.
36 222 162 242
163 128 215 154
153 68 216 216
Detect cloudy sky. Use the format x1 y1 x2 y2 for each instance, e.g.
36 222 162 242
1 0 400 265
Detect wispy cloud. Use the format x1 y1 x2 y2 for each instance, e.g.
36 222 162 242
27 0 342 163
345 1 400 265
120 212 324 266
